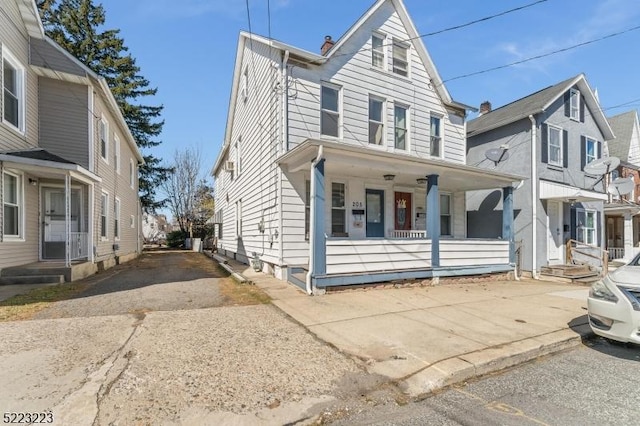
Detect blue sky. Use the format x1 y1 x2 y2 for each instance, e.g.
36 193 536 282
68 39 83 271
100 0 640 187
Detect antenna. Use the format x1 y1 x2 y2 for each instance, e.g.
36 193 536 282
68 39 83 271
484 147 509 166
607 177 635 197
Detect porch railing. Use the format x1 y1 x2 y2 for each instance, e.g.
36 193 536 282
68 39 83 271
69 232 89 260
607 247 624 261
390 230 427 238
566 239 608 274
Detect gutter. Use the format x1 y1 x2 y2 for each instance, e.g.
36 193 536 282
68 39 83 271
529 115 539 279
278 50 289 269
306 145 324 295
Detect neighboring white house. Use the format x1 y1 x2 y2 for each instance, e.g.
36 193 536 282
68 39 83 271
212 0 523 294
0 0 144 283
142 212 171 243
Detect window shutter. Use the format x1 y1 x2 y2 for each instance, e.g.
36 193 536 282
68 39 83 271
564 92 570 117
580 136 586 171
563 130 569 168
597 141 602 159
541 123 548 164
580 95 585 122
570 206 576 241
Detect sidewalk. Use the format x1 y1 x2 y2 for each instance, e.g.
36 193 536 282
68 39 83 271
212 253 593 397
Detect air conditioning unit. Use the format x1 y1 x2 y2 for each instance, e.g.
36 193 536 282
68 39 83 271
224 161 235 172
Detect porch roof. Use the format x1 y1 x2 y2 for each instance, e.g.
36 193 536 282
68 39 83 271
277 139 526 192
539 179 607 202
604 202 640 215
0 149 101 183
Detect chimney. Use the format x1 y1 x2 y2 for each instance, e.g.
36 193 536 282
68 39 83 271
479 101 492 115
321 35 334 55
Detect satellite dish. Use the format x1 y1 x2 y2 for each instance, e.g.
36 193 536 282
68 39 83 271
607 177 635 196
584 156 620 175
485 147 509 165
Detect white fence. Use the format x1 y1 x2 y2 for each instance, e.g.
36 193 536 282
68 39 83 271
390 230 428 239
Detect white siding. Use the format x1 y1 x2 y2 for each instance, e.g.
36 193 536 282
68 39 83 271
440 240 509 267
326 239 431 274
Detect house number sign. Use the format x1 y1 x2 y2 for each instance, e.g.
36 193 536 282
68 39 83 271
352 201 363 208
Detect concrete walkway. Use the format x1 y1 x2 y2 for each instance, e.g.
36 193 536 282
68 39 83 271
213 253 593 397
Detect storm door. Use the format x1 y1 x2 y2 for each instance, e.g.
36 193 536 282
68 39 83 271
366 189 385 237
41 187 82 260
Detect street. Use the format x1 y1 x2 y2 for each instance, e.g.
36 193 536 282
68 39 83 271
332 338 640 425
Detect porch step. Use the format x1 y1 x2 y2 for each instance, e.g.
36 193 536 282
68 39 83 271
0 275 65 285
540 264 593 277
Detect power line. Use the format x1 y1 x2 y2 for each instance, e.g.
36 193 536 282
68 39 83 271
332 0 549 58
443 24 640 84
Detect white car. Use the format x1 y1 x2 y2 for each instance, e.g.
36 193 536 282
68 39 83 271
588 257 640 344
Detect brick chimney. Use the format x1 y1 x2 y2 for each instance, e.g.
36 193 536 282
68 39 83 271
479 101 492 115
321 35 334 55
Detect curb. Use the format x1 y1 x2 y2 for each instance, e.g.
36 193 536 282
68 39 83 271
399 324 593 398
210 253 249 284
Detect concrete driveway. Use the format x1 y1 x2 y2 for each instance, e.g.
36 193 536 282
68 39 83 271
0 251 364 425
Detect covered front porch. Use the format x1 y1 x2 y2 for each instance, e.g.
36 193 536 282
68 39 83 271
278 140 525 293
604 203 640 262
1 149 100 269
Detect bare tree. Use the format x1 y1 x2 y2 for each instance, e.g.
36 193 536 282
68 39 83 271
161 147 214 237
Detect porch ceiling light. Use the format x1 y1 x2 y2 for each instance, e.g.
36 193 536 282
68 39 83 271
384 174 395 181
416 177 428 185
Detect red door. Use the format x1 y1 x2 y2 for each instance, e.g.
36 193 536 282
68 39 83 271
394 192 412 230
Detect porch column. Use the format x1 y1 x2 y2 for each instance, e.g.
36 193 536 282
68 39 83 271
624 212 633 261
502 186 515 264
65 173 71 267
426 174 440 267
311 158 326 276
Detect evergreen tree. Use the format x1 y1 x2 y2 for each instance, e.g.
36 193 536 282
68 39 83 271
37 0 171 211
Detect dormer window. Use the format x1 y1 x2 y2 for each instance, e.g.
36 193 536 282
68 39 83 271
569 89 580 121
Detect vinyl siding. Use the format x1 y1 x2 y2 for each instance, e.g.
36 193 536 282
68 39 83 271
38 78 89 168
214 41 282 264
29 37 86 76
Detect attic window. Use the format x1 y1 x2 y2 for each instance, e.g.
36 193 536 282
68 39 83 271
392 41 408 77
569 89 580 121
372 34 385 69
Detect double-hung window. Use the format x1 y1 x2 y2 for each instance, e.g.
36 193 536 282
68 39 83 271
99 117 109 163
548 125 563 166
392 41 408 77
371 34 385 69
369 96 384 145
321 84 340 137
331 182 346 235
569 89 580 121
430 115 442 157
576 209 596 245
114 197 121 240
394 105 407 150
129 159 135 188
585 137 598 165
2 49 25 132
3 171 22 238
440 193 451 236
100 192 109 239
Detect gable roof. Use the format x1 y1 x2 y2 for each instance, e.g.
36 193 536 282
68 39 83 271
607 110 638 161
467 74 615 141
213 0 468 175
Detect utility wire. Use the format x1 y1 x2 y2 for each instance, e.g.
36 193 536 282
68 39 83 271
443 24 640 83
331 0 549 58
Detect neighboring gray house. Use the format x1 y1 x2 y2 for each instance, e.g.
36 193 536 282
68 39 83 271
212 0 523 294
467 74 614 277
604 110 640 261
1 0 144 283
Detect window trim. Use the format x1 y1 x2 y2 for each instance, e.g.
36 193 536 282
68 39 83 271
392 40 409 77
547 124 563 167
585 136 599 166
100 191 109 240
430 113 443 158
576 208 597 245
1 48 26 133
368 95 385 146
114 134 121 173
569 88 580 121
331 181 347 236
2 170 24 240
440 192 452 237
371 33 385 70
99 115 109 164
114 197 121 241
320 82 341 138
394 103 409 151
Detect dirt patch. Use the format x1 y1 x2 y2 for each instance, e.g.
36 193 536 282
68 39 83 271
218 277 271 305
0 282 90 321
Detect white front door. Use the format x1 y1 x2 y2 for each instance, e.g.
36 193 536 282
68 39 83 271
42 187 81 259
547 201 563 264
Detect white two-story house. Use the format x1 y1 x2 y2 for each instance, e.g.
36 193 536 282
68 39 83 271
1 0 144 283
212 0 523 293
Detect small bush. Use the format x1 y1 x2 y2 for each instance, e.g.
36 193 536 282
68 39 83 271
166 230 187 248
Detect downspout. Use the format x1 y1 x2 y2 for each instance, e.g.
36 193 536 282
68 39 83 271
306 145 324 295
529 115 539 279
278 50 289 270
